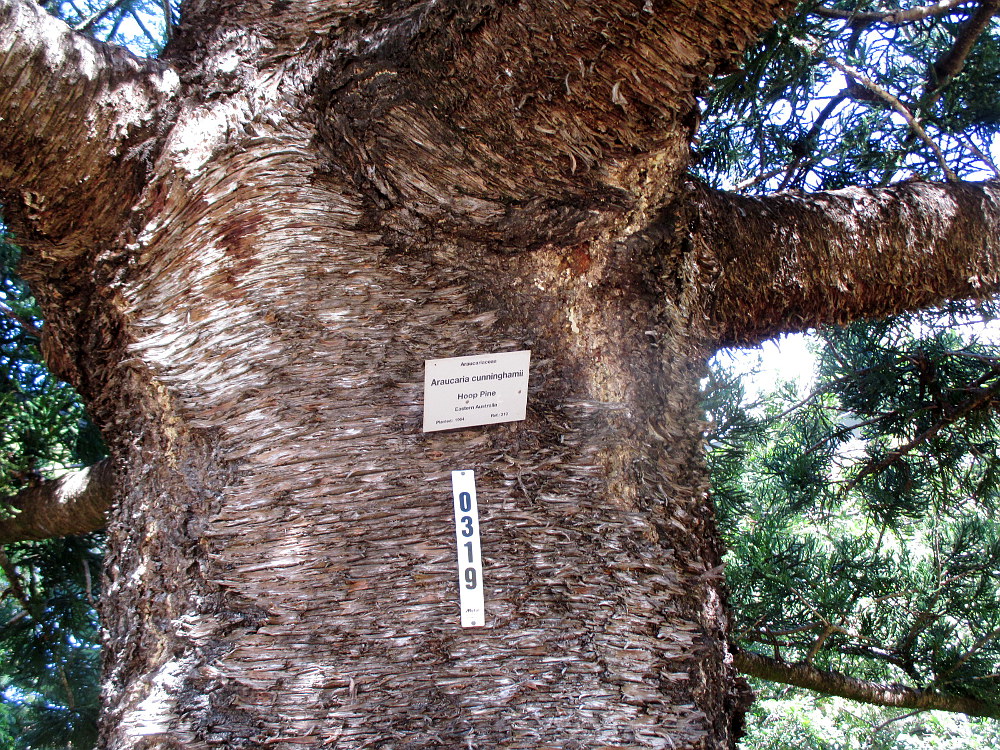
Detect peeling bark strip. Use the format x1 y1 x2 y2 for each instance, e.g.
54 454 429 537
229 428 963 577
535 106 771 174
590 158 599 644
1 0 1000 747
693 180 1000 346
734 650 1000 719
0 460 113 544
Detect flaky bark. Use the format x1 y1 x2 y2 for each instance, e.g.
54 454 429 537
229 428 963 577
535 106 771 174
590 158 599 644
0 459 113 544
735 650 1000 719
0 0 176 255
691 179 1000 346
0 0 178 382
3 0 1000 747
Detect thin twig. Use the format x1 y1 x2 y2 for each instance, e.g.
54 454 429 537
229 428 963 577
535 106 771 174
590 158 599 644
74 0 132 32
0 547 36 618
736 620 825 639
735 166 786 192
840 378 1000 495
931 625 1000 687
0 301 41 338
865 710 924 750
805 623 836 664
957 133 1000 178
823 56 958 181
82 557 95 609
813 0 967 26
127 7 160 46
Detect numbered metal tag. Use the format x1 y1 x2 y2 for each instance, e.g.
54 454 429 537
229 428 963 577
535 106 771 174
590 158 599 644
451 470 485 627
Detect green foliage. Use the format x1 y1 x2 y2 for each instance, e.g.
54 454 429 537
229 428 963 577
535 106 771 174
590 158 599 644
0 241 104 501
696 1 1000 191
708 304 1000 727
0 537 102 750
742 683 1000 749
0 228 105 749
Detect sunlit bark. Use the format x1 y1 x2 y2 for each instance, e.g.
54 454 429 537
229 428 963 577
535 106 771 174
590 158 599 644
691 179 1000 346
2 0 1000 746
0 459 113 544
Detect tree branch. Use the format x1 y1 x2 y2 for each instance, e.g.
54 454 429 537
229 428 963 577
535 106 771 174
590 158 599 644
0 0 178 260
840 376 1000 495
926 0 1000 99
822 56 957 181
0 459 113 544
0 300 41 338
813 0 969 26
734 649 1000 718
693 180 1000 347
74 0 132 33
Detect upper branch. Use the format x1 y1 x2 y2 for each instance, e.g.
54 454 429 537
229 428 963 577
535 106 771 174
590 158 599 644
813 0 968 26
0 459 113 544
927 0 1000 97
0 0 178 259
693 180 1000 347
314 0 796 244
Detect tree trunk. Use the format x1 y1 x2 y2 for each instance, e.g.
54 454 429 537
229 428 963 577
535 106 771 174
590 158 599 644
2 0 999 747
87 124 742 748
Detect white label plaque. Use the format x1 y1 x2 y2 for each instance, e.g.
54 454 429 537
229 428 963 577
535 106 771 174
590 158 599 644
423 350 530 432
451 470 485 628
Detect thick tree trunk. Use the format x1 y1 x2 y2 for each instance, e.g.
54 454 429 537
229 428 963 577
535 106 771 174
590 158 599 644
90 128 741 748
2 0 999 747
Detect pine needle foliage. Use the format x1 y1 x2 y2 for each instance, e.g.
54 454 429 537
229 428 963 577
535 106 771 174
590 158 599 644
697 1 1000 191
0 229 105 750
708 302 1000 714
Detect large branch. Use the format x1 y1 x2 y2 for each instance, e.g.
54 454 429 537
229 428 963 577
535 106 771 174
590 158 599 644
0 459 113 544
735 649 1000 719
694 180 1000 346
0 0 177 259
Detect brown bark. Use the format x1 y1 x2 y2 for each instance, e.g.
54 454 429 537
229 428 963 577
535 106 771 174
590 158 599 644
92 100 738 748
0 0 175 255
734 650 1000 719
0 459 113 544
928 0 1000 95
690 179 1000 346
2 0 1000 747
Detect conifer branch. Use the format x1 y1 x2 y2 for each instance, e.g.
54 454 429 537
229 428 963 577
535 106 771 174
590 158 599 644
925 0 1000 101
734 649 1000 718
0 300 41 338
841 377 1000 495
73 0 131 32
813 0 968 26
0 459 113 544
697 180 1000 346
822 56 958 182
